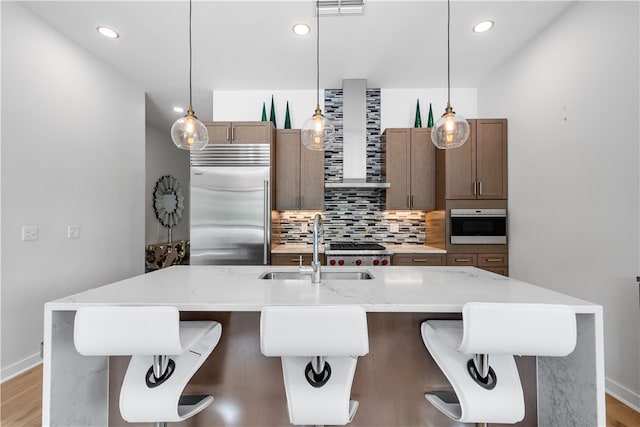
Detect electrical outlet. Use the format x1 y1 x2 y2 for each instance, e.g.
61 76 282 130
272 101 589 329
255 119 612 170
300 223 308 233
68 225 81 239
22 226 38 241
390 223 399 233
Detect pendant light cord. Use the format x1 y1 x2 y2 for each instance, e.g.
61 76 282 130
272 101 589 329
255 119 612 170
189 0 193 110
447 0 451 107
315 0 320 108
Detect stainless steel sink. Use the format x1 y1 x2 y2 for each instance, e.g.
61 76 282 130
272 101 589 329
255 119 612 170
259 270 374 280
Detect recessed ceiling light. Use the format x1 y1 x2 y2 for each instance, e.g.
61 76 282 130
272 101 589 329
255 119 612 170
173 106 184 113
96 26 119 39
473 20 494 33
292 23 311 36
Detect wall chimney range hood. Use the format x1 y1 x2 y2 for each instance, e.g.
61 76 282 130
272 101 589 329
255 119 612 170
325 79 390 189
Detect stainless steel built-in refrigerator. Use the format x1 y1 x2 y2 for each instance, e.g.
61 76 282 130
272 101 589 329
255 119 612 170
190 144 271 265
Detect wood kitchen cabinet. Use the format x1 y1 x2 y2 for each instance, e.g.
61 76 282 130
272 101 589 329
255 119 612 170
271 253 322 266
437 119 507 202
384 128 436 210
275 129 324 210
392 253 444 266
204 121 274 144
447 252 509 276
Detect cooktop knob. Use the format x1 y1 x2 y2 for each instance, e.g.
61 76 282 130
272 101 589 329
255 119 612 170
382 259 388 266
338 259 344 266
373 259 380 266
329 259 336 265
356 259 362 266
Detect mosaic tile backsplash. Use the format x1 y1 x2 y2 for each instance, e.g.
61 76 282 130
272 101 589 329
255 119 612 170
275 210 426 245
274 87 428 246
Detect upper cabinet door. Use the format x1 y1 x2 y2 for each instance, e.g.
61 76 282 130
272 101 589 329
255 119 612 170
300 145 325 210
476 119 507 199
275 130 301 210
274 129 324 210
409 128 436 210
204 121 274 144
206 122 233 144
444 119 477 199
384 129 411 210
232 122 273 144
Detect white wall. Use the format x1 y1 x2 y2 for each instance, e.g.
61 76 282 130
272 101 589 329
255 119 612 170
381 88 477 130
145 125 190 245
213 90 316 128
478 1 640 409
1 2 145 380
213 88 478 130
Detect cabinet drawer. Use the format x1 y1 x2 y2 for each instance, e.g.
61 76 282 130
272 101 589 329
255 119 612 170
393 254 444 266
271 253 323 266
446 254 477 266
271 253 306 266
477 253 508 267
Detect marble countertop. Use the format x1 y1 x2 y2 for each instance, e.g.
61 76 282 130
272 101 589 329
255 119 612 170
271 244 445 254
383 244 446 254
47 265 599 314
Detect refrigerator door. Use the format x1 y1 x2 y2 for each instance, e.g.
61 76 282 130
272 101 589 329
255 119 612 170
191 166 270 265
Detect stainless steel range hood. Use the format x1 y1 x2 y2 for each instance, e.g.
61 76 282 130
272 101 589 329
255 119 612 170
325 79 390 189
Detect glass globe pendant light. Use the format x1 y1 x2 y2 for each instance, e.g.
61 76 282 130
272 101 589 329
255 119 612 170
171 0 208 150
431 0 470 149
301 1 335 151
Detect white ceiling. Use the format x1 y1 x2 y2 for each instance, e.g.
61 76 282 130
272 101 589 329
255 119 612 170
21 0 574 133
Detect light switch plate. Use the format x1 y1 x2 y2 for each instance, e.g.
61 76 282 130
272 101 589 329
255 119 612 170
300 223 308 233
390 223 399 233
68 225 80 239
22 226 38 241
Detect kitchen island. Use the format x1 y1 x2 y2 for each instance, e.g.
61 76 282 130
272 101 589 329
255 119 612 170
42 265 604 426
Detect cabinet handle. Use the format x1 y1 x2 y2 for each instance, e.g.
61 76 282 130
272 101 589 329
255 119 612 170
226 128 230 141
479 182 483 195
454 258 472 262
294 256 303 263
413 258 427 262
473 182 477 196
486 258 502 262
407 195 411 208
231 127 235 141
410 195 414 208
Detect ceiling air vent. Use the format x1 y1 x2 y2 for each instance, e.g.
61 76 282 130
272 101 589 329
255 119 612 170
317 0 366 16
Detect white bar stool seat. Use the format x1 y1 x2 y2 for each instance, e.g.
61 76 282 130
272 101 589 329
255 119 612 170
74 306 222 425
261 305 369 426
421 302 576 424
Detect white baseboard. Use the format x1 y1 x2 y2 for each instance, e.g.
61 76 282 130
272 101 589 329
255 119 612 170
606 377 640 413
0 353 42 383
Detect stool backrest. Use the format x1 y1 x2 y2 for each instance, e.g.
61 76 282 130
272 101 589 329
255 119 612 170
74 306 183 356
459 302 576 356
261 305 369 356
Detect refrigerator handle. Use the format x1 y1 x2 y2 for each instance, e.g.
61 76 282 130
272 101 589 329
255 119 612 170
263 180 270 265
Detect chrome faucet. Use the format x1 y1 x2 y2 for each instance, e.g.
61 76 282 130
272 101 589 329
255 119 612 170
300 213 323 283
311 213 323 283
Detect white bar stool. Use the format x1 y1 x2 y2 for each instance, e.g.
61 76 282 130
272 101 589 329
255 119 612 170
74 306 222 426
421 302 576 425
260 305 369 426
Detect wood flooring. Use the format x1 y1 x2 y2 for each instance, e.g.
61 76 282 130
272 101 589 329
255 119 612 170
1 363 639 426
1 364 42 427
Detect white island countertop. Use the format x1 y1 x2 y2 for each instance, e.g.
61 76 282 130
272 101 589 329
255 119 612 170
43 265 605 427
47 265 598 313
